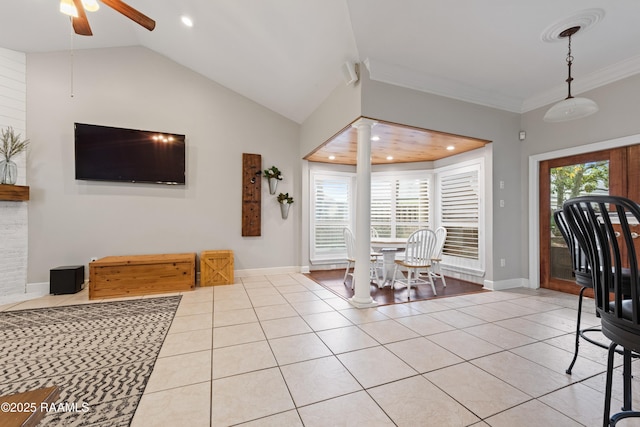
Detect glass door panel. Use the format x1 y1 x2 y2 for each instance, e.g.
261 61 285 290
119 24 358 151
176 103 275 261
549 161 609 282
539 147 626 293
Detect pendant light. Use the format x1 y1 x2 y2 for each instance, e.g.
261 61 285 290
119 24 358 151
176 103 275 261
543 26 598 123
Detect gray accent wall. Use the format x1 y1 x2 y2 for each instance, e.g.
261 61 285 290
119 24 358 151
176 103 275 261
24 45 640 290
359 68 522 284
26 46 300 283
520 73 640 284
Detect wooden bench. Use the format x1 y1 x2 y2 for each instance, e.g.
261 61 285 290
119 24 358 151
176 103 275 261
89 253 196 300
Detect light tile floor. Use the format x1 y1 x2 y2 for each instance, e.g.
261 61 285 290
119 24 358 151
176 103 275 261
3 273 640 426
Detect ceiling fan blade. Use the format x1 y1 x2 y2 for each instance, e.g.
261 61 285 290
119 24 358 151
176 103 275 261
72 0 93 36
99 0 156 31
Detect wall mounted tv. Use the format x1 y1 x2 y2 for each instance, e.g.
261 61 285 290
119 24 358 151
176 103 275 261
74 123 186 185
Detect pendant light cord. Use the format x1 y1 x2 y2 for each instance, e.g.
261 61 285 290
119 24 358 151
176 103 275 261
69 16 74 98
565 34 574 99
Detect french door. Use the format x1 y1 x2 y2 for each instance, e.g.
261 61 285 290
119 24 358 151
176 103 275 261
538 146 636 293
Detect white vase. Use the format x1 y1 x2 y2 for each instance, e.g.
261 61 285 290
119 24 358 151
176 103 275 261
280 203 290 219
269 177 278 195
0 159 17 185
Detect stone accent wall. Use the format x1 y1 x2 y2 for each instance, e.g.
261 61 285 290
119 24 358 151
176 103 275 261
0 47 27 298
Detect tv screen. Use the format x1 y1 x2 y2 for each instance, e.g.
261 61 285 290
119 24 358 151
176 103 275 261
74 123 186 185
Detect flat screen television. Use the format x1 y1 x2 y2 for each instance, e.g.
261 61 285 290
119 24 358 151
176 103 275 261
74 123 186 185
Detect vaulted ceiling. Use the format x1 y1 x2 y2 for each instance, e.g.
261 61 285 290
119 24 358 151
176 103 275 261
2 1 640 125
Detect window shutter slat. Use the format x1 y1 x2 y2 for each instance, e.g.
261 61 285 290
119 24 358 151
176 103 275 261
440 170 479 260
371 174 430 238
311 174 352 259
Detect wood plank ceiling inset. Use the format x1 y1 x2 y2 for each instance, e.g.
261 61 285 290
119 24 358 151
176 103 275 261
304 120 491 165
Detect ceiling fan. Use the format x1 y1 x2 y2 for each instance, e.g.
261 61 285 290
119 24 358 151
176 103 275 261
60 0 156 36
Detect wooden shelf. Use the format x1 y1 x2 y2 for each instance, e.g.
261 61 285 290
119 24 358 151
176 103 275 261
0 184 29 201
0 386 60 427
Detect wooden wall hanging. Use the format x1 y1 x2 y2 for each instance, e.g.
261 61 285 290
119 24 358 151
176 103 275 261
242 153 262 236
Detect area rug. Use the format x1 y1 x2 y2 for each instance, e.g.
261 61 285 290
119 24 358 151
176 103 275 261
0 296 181 426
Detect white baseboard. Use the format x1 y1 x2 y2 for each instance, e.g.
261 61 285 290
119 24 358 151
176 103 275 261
483 278 529 291
0 279 91 306
442 270 484 285
27 281 51 295
0 282 50 305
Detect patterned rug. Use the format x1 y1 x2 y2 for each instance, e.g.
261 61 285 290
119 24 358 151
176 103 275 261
0 296 181 426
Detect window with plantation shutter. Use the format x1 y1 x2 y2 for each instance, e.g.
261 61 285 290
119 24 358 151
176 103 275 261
310 172 354 261
309 160 484 276
371 173 430 238
439 169 479 260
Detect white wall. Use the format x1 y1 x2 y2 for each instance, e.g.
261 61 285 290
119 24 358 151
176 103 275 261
26 46 300 284
0 47 27 298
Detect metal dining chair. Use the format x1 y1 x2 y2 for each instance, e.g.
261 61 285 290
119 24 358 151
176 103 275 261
371 227 379 239
392 228 438 299
563 195 640 427
553 209 598 374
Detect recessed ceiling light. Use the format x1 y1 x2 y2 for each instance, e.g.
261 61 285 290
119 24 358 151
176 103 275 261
371 135 380 141
181 16 194 27
328 155 336 160
386 156 393 161
446 146 455 151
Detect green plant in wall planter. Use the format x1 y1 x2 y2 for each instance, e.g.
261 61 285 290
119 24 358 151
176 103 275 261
0 126 29 185
277 192 294 219
264 165 283 194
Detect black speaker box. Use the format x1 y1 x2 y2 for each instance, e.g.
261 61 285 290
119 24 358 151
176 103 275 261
50 265 84 295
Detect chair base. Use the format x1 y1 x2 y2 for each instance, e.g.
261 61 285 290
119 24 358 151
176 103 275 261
604 345 640 427
610 410 640 427
343 253 383 289
566 286 637 375
392 267 436 300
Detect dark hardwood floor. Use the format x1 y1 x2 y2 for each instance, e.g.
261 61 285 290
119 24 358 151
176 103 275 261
306 269 486 306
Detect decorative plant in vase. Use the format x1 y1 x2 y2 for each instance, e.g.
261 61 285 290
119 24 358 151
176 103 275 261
264 165 283 194
0 126 29 185
277 192 294 219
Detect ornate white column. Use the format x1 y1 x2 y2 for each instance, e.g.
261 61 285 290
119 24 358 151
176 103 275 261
348 118 378 308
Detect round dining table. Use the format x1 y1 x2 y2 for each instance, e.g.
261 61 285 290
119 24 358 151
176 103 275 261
370 238 406 287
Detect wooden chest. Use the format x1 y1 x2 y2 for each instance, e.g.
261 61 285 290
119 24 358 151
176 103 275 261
200 250 234 286
89 253 196 299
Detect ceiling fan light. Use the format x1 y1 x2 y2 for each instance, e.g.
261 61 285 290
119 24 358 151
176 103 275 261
543 97 599 123
81 0 100 12
59 0 78 17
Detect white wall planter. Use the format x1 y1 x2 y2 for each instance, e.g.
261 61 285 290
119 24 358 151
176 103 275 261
280 203 290 219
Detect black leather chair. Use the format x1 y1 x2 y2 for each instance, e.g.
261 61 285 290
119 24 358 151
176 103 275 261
563 195 640 427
